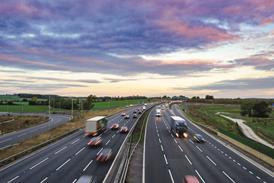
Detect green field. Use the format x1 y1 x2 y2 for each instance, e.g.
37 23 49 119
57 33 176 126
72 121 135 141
0 105 70 113
0 99 147 112
0 95 21 101
183 103 274 158
93 99 147 110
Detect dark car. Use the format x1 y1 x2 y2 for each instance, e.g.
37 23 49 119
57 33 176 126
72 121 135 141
133 110 138 113
87 136 102 147
193 134 206 143
96 148 112 162
133 114 137 118
183 175 200 183
124 115 130 119
110 123 120 130
138 109 142 114
120 126 129 133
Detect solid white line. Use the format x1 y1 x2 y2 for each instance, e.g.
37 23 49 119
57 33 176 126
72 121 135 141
168 169 175 183
54 146 67 154
56 159 71 171
7 176 19 183
97 148 103 155
178 145 184 152
106 139 111 145
160 145 164 152
83 160 93 171
29 157 49 169
72 179 77 183
40 177 48 183
222 171 236 183
17 133 26 137
75 147 85 156
206 156 217 166
196 146 203 152
163 154 168 165
71 138 80 144
143 107 152 183
195 170 206 183
0 138 12 144
179 107 274 177
185 155 192 165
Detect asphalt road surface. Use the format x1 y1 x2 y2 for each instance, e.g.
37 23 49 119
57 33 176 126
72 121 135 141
0 114 71 149
144 104 274 183
0 106 146 183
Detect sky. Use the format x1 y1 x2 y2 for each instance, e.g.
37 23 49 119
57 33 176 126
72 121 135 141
0 0 274 98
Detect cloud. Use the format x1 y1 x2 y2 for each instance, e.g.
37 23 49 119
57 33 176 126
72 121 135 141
184 77 274 90
20 76 101 84
231 52 274 71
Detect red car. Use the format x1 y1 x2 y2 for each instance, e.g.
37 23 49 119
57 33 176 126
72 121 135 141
111 123 120 130
87 137 102 147
96 148 112 162
183 176 200 183
120 126 129 134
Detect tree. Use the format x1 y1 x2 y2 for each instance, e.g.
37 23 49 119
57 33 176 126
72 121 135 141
205 95 214 100
240 101 253 116
252 101 272 118
83 95 96 110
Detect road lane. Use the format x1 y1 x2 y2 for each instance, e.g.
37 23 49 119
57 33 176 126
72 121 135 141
144 105 273 183
0 114 71 149
0 106 148 183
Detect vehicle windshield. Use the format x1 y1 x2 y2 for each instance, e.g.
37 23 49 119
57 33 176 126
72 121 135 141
176 121 186 127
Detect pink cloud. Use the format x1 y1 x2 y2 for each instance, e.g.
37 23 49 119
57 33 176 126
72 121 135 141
156 19 237 42
0 1 50 17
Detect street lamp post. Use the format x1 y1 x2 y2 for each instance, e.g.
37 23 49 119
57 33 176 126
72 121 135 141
71 98 74 119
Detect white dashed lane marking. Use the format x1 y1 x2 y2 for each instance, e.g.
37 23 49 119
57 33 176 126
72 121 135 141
185 155 192 165
29 157 49 170
7 176 20 183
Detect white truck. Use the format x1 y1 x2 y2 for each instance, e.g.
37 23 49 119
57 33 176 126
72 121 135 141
156 108 161 117
170 116 188 138
85 116 108 137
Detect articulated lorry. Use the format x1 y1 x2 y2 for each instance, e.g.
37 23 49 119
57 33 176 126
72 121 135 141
170 116 188 138
85 116 108 136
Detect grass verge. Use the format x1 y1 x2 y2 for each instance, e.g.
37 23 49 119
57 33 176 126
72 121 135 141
130 107 152 144
182 103 274 159
0 115 48 135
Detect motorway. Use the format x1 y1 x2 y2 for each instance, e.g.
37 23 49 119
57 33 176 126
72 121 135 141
144 104 274 183
0 106 146 183
0 114 71 149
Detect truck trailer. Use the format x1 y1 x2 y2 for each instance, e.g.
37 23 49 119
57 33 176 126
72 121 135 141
170 116 188 138
156 108 161 117
85 116 108 137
